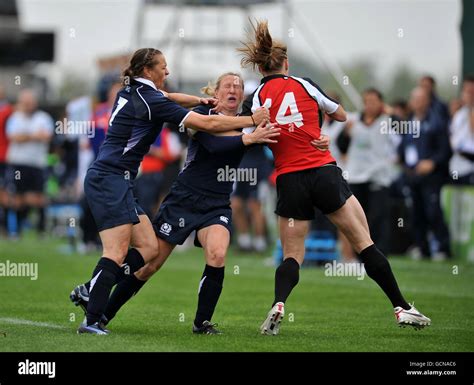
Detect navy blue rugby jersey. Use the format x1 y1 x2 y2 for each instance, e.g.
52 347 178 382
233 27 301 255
176 104 246 196
90 78 191 179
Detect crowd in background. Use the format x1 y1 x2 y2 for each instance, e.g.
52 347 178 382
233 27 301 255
0 72 473 262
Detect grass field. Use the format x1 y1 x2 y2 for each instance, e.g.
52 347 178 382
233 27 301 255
0 234 473 352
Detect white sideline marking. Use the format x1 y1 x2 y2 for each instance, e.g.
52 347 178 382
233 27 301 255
0 317 66 329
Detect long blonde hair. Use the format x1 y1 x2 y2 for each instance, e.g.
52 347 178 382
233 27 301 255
200 72 245 96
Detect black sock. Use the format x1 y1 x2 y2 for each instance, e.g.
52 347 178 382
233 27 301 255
273 257 300 306
84 263 101 293
115 248 145 284
86 257 121 325
103 274 147 322
0 206 5 232
18 207 29 234
194 265 225 328
358 244 410 310
37 206 46 233
0 205 8 233
85 248 145 291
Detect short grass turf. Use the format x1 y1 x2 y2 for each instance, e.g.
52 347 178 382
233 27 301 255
0 235 473 352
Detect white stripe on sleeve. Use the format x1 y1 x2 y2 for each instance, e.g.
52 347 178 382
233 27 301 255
291 76 339 114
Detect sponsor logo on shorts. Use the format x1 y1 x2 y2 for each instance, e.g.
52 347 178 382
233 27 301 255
219 216 229 224
160 223 172 236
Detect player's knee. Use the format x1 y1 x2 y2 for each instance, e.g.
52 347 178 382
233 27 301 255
138 237 159 262
103 241 129 262
206 246 226 267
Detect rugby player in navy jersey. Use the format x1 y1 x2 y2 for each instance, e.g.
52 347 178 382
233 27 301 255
238 20 431 335
72 72 328 335
70 49 271 335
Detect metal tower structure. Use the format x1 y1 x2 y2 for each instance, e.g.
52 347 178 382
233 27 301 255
132 0 362 107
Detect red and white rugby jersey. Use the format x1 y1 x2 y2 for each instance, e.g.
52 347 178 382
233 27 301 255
242 74 339 177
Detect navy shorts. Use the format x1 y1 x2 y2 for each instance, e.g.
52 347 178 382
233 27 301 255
84 168 145 232
152 181 232 247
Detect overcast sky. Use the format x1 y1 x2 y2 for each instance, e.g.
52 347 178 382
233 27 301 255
18 0 461 89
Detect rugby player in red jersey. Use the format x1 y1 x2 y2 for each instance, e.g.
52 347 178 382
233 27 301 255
238 20 431 335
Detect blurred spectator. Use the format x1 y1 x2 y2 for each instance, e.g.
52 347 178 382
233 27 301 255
398 86 452 260
392 99 411 121
231 145 273 252
96 55 129 103
231 80 274 253
97 71 121 103
337 88 399 255
158 122 187 197
449 98 463 118
64 95 93 201
135 126 182 218
449 75 474 185
5 89 54 236
90 82 122 157
419 75 450 127
321 91 351 261
0 85 13 235
322 91 346 168
79 82 121 251
387 98 416 253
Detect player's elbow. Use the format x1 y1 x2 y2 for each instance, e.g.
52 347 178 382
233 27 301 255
331 106 347 122
337 112 347 122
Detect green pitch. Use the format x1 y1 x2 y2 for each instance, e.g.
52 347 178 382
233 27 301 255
0 235 473 352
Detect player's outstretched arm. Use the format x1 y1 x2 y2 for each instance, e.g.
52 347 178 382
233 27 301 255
183 107 269 133
166 92 217 108
327 104 347 122
191 121 279 153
